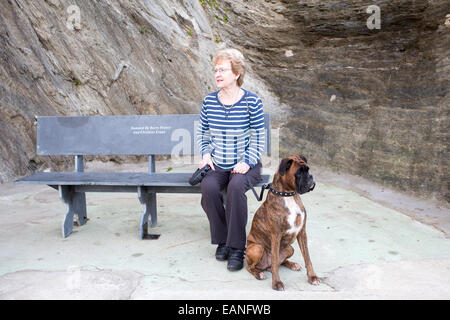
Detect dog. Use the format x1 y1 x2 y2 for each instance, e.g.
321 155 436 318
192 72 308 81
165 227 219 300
246 154 319 291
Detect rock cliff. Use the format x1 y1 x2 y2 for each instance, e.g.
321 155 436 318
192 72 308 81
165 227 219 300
0 0 448 201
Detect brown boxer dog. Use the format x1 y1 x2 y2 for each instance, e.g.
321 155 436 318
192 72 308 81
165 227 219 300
246 155 319 291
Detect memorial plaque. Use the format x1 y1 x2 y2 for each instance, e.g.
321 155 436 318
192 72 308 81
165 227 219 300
37 114 270 156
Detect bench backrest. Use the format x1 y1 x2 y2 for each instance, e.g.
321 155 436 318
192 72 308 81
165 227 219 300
37 114 271 156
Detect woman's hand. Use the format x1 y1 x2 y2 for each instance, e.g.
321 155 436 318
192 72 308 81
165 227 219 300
232 162 250 174
198 153 215 170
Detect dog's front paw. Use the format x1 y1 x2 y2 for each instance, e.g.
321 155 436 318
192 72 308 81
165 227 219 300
308 275 320 286
272 280 285 291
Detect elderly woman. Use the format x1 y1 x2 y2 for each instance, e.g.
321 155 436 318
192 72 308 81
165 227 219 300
196 48 265 271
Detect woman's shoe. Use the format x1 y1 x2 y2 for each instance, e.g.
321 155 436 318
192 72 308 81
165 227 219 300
215 244 230 261
227 248 245 271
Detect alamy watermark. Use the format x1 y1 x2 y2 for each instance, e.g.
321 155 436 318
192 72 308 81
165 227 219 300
66 5 81 31
366 5 381 30
66 265 81 290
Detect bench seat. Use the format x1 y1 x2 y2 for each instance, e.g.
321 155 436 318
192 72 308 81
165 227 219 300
15 171 271 190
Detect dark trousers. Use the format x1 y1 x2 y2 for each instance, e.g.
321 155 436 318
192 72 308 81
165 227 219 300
200 162 262 250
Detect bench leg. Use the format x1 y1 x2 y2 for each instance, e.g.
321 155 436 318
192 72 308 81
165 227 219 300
59 186 87 238
73 192 88 226
137 187 159 240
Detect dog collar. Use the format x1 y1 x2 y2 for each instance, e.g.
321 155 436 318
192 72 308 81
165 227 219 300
268 185 297 197
246 181 297 202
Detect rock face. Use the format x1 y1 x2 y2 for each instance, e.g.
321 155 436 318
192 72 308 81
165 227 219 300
0 0 219 177
0 0 448 201
211 0 449 201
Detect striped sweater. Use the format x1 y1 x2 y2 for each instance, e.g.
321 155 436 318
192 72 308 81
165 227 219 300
196 89 265 170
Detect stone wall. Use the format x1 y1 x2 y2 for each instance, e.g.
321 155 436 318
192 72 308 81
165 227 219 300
0 0 448 201
205 0 449 201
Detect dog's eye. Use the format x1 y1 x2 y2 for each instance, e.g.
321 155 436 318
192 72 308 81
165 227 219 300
296 167 306 174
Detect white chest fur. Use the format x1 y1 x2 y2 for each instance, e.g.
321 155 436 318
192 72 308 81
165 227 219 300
284 197 305 235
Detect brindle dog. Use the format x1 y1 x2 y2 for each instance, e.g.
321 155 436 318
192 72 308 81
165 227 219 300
246 155 319 291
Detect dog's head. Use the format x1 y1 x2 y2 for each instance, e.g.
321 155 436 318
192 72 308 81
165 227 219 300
277 154 315 194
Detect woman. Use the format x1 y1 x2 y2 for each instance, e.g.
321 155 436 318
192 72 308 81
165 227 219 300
196 48 265 271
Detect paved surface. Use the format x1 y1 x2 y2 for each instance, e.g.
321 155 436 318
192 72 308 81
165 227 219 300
0 158 449 300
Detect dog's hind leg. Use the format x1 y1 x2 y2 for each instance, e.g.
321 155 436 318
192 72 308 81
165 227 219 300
281 246 302 271
246 243 266 280
282 260 302 271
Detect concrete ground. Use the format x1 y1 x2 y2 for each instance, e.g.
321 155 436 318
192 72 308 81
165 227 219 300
0 156 449 300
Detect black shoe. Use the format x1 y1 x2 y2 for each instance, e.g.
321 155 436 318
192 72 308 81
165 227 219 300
215 244 230 261
227 248 245 271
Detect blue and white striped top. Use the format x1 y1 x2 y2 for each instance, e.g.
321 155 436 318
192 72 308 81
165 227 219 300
196 89 265 170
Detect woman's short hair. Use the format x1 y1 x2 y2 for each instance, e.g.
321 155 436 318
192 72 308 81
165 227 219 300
213 48 246 87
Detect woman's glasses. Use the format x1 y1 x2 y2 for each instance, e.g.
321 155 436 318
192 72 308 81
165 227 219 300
214 67 232 75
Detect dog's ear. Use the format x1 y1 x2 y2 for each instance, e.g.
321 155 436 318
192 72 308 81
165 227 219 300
278 158 293 176
299 155 307 163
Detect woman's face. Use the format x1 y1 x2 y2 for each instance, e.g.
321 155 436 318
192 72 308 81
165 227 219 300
214 59 239 89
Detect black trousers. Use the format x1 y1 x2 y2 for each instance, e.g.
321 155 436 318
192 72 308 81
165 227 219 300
200 162 262 250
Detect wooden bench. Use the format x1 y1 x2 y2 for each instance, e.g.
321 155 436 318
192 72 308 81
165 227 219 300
15 114 271 239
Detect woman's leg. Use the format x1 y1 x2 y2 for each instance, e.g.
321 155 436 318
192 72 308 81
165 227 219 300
225 162 262 249
200 168 230 245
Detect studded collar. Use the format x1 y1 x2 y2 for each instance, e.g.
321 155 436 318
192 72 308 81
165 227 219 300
247 180 297 202
267 183 297 197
